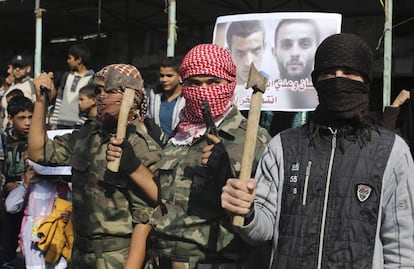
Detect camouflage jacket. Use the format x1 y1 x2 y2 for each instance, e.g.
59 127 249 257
149 107 270 263
4 133 27 183
38 119 162 239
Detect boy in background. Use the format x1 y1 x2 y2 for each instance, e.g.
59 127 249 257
3 89 24 134
78 85 97 120
5 89 24 104
147 57 185 145
50 44 94 130
0 96 33 269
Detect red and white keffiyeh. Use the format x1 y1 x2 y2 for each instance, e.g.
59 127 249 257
171 44 237 145
179 44 236 82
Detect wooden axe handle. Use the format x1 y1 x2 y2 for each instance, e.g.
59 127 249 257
232 63 267 227
232 90 263 227
107 88 136 172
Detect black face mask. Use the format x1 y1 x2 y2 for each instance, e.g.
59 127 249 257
312 77 370 126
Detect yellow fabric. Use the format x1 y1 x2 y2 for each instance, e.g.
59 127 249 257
37 198 74 264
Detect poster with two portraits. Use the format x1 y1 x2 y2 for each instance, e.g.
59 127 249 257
213 12 341 111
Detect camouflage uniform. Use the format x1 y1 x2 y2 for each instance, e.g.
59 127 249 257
37 119 162 269
148 107 270 269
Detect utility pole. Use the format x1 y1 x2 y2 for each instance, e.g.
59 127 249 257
34 0 44 77
167 0 177 57
383 0 393 108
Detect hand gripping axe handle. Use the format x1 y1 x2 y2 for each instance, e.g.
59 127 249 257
232 64 267 227
106 88 135 172
105 68 144 172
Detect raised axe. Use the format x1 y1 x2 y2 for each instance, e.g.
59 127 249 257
232 63 268 227
105 67 144 172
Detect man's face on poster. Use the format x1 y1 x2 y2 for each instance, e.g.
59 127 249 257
230 31 265 85
273 21 318 81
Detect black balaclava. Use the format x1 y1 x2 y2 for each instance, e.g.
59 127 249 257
310 33 373 128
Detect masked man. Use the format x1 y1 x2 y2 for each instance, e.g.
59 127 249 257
29 64 162 269
146 44 271 269
222 33 414 268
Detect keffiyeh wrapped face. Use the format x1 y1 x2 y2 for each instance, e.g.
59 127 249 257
179 44 237 123
95 64 147 131
180 82 235 123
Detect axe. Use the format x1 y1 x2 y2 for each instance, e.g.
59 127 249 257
232 64 267 227
105 68 144 172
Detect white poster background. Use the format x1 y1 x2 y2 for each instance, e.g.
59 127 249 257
213 12 342 111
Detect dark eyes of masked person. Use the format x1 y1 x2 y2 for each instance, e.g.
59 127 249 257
317 68 365 83
183 76 229 87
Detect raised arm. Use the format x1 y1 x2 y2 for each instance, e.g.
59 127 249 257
383 89 410 131
391 89 410 108
29 73 55 161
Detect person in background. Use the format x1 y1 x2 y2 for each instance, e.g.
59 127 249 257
3 89 25 134
5 89 24 105
4 56 35 102
145 44 270 269
222 33 414 268
2 55 36 131
382 88 414 156
50 43 94 130
0 65 14 93
0 65 15 121
4 151 72 269
78 85 97 120
29 64 162 269
147 57 185 145
0 96 34 269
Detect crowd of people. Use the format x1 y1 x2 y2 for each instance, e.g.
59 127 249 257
0 32 413 269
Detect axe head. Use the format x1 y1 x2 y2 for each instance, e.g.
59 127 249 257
105 67 144 92
246 64 267 93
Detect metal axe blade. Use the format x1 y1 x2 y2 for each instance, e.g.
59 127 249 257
246 64 267 93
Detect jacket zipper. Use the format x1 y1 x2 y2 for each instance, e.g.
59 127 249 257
317 128 337 269
302 160 312 206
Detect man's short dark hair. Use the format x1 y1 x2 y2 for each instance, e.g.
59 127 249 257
160 57 182 73
68 43 91 66
79 85 97 98
274 19 320 47
226 20 266 50
6 89 24 100
7 95 34 117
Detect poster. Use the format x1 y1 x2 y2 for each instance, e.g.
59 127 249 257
213 12 342 111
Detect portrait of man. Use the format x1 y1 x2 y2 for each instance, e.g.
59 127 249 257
273 18 320 82
270 18 321 110
226 20 266 85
